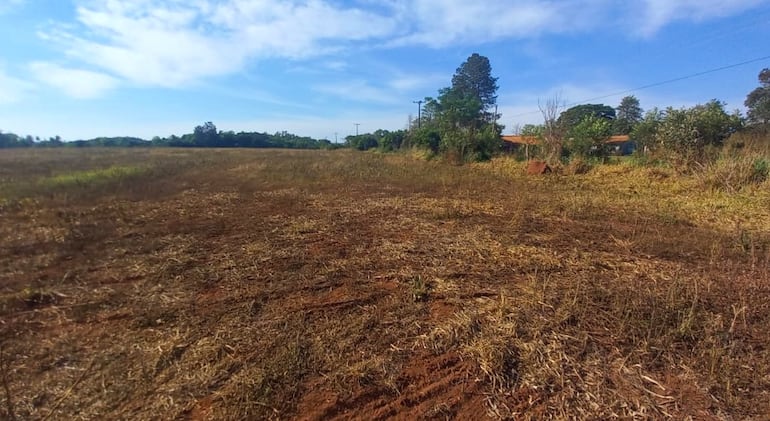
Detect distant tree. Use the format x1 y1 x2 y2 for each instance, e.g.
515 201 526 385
614 96 643 135
520 124 544 137
345 134 378 151
745 68 770 125
193 121 219 147
630 108 663 153
377 130 406 152
558 104 615 133
0 130 20 148
221 131 236 147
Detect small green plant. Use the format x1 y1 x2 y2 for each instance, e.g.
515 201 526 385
751 157 769 183
411 276 430 302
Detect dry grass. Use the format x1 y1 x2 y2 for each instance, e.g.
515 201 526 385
1 147 769 419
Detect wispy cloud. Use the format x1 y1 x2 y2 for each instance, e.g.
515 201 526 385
390 0 584 48
388 73 446 92
314 79 404 105
632 0 767 37
29 62 119 99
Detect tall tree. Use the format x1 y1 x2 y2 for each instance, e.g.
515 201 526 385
451 53 499 115
745 68 770 125
614 95 643 135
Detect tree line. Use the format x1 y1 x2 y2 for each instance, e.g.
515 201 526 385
349 55 770 166
0 122 337 150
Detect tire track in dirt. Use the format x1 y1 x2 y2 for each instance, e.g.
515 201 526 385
297 352 488 420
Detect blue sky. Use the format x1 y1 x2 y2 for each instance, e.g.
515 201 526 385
1 0 769 141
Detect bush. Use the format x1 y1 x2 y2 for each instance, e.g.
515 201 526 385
565 115 612 158
656 100 743 165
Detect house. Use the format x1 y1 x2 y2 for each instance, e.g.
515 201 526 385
501 134 636 155
500 135 539 145
605 135 636 155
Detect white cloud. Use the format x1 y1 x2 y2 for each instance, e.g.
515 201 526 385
0 66 34 104
633 0 767 37
34 0 768 91
390 0 584 48
29 62 119 99
39 0 396 88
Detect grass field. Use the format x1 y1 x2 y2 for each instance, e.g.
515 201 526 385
1 148 769 420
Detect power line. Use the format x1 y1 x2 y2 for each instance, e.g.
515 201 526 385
508 54 770 119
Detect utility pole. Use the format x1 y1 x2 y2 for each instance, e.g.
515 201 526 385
354 123 360 136
334 132 338 143
413 100 423 129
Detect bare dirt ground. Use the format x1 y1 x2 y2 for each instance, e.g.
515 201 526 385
1 148 769 420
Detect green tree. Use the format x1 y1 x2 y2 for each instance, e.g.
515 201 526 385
436 87 483 160
520 124 544 137
614 96 643 135
566 115 612 158
630 108 663 153
433 54 502 162
451 53 499 115
377 130 406 152
194 121 219 146
407 126 441 152
745 68 770 125
345 134 378 150
558 104 615 133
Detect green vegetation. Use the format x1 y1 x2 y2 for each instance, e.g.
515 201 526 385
565 114 613 158
405 53 503 162
38 165 147 189
0 124 336 150
613 95 643 135
745 68 770 125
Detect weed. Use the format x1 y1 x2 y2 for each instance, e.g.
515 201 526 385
411 276 430 302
